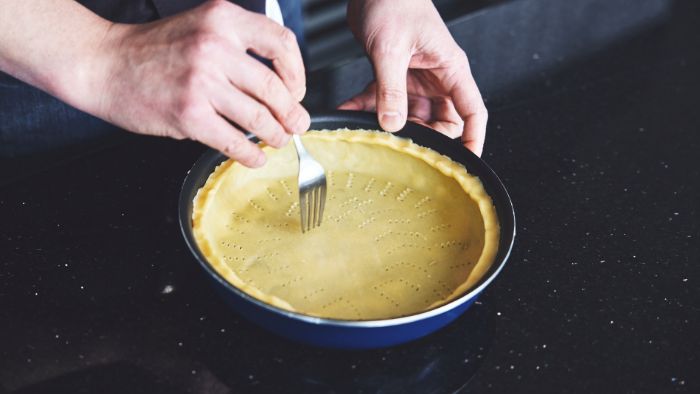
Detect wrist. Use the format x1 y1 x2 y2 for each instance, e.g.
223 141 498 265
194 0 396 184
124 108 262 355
50 19 125 118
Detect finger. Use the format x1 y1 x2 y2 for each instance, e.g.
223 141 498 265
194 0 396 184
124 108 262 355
194 115 266 168
407 94 432 123
210 87 290 148
338 83 377 111
371 46 411 132
337 100 363 111
446 57 488 156
228 52 310 135
427 96 463 139
237 12 306 101
407 116 431 128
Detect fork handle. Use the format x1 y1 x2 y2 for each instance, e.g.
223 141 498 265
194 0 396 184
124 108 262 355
292 134 309 159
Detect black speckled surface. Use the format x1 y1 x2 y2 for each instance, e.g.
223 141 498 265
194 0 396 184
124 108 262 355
2 2 699 394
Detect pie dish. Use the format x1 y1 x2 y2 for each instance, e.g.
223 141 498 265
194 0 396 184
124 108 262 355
191 129 500 320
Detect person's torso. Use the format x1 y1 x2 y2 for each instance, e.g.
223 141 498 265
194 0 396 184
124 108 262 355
77 0 271 23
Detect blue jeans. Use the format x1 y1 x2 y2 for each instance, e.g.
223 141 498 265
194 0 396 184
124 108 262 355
0 0 305 158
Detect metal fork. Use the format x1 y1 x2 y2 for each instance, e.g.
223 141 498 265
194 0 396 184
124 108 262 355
293 134 327 233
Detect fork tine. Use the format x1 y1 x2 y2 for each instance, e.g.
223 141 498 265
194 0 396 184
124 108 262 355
311 187 319 228
299 190 308 233
316 186 322 226
310 187 316 228
319 184 326 226
313 185 321 227
306 189 314 231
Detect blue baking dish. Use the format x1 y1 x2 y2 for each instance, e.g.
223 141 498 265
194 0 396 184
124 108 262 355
179 110 515 349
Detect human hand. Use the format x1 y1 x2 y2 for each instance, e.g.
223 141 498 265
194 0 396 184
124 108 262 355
340 0 487 155
89 0 309 167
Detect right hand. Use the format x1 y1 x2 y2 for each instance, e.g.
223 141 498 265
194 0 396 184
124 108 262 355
88 0 309 167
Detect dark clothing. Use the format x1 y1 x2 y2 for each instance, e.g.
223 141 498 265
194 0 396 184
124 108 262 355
0 0 305 158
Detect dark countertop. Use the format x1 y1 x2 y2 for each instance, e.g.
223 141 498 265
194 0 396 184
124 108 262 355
1 1 699 393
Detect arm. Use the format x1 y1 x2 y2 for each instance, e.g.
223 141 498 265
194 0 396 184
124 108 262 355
340 0 488 155
0 1 111 110
0 0 309 167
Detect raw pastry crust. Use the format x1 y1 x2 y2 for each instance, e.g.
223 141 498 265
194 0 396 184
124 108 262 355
192 130 499 320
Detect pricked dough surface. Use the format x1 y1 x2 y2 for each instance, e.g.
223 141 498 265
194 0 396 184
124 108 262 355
192 130 499 320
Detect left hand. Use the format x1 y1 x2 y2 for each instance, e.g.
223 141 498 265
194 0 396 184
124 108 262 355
339 0 488 156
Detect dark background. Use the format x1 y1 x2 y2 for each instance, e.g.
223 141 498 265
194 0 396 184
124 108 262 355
1 0 699 393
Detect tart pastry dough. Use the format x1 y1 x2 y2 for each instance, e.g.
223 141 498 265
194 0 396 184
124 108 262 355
192 130 499 320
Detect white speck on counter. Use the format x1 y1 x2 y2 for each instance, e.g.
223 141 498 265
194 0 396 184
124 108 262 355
161 285 174 294
532 53 540 60
191 370 197 375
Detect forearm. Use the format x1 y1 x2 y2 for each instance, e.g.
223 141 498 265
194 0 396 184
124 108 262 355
0 0 112 111
0 0 310 167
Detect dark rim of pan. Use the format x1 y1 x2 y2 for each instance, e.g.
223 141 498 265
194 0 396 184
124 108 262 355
179 110 516 327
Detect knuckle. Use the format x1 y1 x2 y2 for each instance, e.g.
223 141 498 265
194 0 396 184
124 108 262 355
223 140 253 161
268 130 289 148
176 94 204 126
200 0 229 20
369 40 403 59
186 32 222 60
379 87 405 103
180 71 206 103
181 68 201 89
260 71 279 96
248 108 270 131
443 48 469 70
222 141 243 157
278 27 297 48
477 105 489 119
281 106 298 126
456 48 468 62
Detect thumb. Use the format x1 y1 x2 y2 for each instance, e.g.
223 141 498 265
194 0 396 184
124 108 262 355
371 49 410 132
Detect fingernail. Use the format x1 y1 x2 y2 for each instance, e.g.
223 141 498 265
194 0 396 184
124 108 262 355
380 111 402 132
294 110 310 134
253 153 266 168
295 86 307 102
